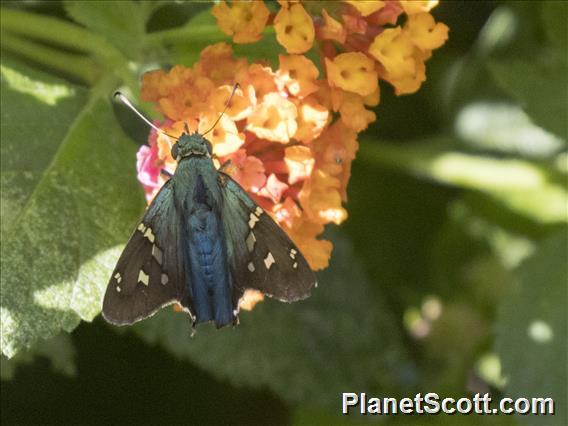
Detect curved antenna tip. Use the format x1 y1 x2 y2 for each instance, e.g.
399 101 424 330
113 91 178 141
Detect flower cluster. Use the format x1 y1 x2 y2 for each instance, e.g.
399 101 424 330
136 1 448 297
140 43 340 271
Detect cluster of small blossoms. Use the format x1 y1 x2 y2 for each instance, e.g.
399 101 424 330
136 1 448 307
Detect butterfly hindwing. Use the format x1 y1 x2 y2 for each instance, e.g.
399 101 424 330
219 173 316 302
102 179 191 325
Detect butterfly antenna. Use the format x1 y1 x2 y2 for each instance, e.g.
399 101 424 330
201 83 240 136
114 91 178 140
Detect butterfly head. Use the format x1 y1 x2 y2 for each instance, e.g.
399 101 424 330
171 133 213 162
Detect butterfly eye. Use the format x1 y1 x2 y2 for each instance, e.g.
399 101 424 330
171 143 179 159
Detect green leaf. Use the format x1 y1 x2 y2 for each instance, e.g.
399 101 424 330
1 333 76 380
63 0 149 59
488 59 568 139
131 232 407 406
495 230 567 425
360 139 568 225
541 1 568 52
0 58 144 358
455 102 564 159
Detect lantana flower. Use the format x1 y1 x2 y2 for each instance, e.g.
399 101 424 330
136 1 449 310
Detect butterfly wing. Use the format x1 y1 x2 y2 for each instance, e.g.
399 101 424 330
102 179 191 325
219 173 316 302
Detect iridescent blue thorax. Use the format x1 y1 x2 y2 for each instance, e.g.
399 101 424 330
169 133 233 326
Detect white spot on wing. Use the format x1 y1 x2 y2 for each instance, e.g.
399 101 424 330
116 285 121 292
152 245 163 265
144 227 155 243
264 252 275 269
114 272 122 283
248 213 259 229
137 223 146 233
255 207 263 216
246 232 256 252
293 262 298 269
248 262 255 272
138 270 149 286
161 274 168 285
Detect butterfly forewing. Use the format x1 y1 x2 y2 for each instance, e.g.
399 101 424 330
102 180 190 325
220 173 317 302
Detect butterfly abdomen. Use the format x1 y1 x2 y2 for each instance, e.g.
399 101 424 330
183 170 234 327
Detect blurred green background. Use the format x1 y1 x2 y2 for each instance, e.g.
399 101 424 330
1 1 566 425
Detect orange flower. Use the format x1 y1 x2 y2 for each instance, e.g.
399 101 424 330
207 84 254 122
293 96 329 143
197 114 244 157
286 220 333 270
312 120 358 200
195 43 248 84
278 54 319 98
300 169 348 225
227 149 266 193
274 3 315 54
316 9 346 43
273 196 302 228
247 93 298 143
238 289 265 311
212 1 270 43
259 174 289 204
325 52 378 96
237 63 283 101
284 145 315 185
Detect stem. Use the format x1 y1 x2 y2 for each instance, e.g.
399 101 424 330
146 25 223 44
1 8 137 90
0 7 119 59
0 31 99 84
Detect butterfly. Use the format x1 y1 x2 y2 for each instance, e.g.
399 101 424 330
102 94 316 328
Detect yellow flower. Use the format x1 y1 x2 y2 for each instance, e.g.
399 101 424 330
405 13 449 51
274 3 315 54
399 0 439 15
212 1 270 43
278 54 319 98
325 52 378 96
368 26 415 79
345 0 385 17
337 91 377 132
247 92 298 143
384 48 429 95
